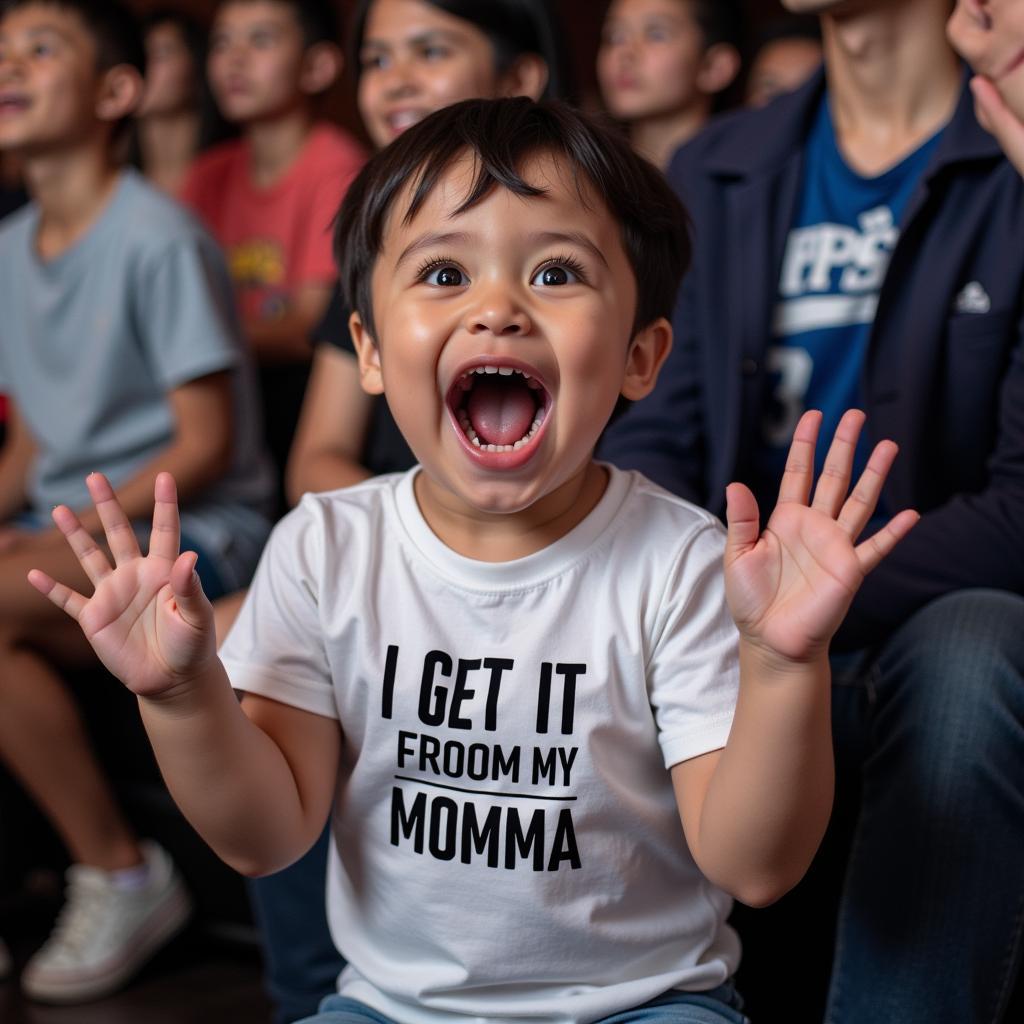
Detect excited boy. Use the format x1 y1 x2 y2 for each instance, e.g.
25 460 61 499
30 98 916 1023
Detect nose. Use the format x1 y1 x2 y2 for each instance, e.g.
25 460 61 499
465 287 532 338
381 58 418 100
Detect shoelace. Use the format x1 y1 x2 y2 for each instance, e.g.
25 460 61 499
45 876 111 957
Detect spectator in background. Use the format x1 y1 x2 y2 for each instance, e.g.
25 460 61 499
949 0 1024 175
133 9 230 196
597 0 742 170
181 0 366 506
0 0 272 1003
601 0 1024 1021
745 18 821 109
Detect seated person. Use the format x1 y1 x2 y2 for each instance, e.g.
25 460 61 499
601 0 1024 1020
181 0 366 500
597 0 742 170
133 8 230 197
949 0 1024 174
31 96 917 1024
744 18 822 109
0 0 272 1003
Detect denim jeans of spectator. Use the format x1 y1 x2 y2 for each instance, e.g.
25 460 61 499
249 825 345 1024
823 589 1024 1023
297 984 748 1024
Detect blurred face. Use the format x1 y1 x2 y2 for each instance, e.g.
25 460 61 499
137 21 196 119
208 1 307 124
597 0 707 122
352 152 648 520
746 37 822 108
0 4 102 153
357 0 505 149
949 0 1024 120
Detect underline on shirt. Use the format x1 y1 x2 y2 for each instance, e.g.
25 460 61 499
393 775 578 801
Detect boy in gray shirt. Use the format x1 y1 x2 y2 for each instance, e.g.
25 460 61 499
0 0 272 1003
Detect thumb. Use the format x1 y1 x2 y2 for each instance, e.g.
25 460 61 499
169 551 212 630
971 75 1024 174
724 482 761 564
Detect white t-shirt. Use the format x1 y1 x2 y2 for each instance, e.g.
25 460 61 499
221 465 742 1024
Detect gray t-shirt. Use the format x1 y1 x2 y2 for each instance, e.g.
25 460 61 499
0 169 274 590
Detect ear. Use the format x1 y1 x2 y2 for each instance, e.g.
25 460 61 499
95 64 144 124
497 54 549 101
621 317 672 401
696 43 741 97
348 311 385 395
300 42 343 96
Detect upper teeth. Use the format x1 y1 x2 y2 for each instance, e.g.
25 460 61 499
460 366 533 381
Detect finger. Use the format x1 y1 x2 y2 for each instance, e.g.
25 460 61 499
26 569 88 621
971 76 1024 175
148 472 181 563
810 409 866 518
855 508 920 575
169 551 211 631
51 504 112 587
724 482 761 564
837 439 899 539
86 473 141 567
777 410 823 506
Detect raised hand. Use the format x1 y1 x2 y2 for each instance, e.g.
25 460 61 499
724 410 919 664
27 472 216 698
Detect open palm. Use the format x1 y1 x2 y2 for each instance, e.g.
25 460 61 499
27 473 216 698
725 410 919 663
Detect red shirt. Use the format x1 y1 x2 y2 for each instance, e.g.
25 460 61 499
182 123 365 323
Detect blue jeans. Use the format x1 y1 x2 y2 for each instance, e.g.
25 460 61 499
298 984 748 1024
249 826 346 1024
820 589 1024 1023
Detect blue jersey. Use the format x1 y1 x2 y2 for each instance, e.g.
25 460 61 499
755 96 943 503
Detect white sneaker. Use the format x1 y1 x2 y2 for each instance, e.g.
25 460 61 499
0 936 11 980
20 841 192 1003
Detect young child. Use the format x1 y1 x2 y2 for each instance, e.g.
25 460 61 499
30 98 917 1023
597 0 742 170
0 0 273 1002
948 0 1024 174
180 0 366 495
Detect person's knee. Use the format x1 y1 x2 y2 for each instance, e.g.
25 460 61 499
874 589 1024 772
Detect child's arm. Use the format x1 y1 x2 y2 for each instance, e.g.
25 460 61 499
285 345 373 504
27 472 339 876
71 374 233 536
672 410 918 907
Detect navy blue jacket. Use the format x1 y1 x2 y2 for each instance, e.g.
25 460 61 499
600 71 1024 649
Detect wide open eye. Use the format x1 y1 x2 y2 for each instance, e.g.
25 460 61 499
531 261 584 287
423 264 466 287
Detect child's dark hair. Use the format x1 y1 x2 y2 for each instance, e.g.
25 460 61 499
350 0 566 100
336 97 691 343
214 0 338 47
0 0 145 74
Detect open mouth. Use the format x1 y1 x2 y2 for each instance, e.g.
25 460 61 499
446 361 551 460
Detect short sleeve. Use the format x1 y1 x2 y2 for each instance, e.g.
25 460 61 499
647 523 740 768
220 505 337 719
136 234 242 389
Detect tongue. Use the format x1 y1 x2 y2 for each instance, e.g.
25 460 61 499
466 376 537 446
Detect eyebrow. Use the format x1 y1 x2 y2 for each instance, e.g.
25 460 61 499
361 29 468 52
395 232 473 269
529 231 610 269
394 230 610 271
